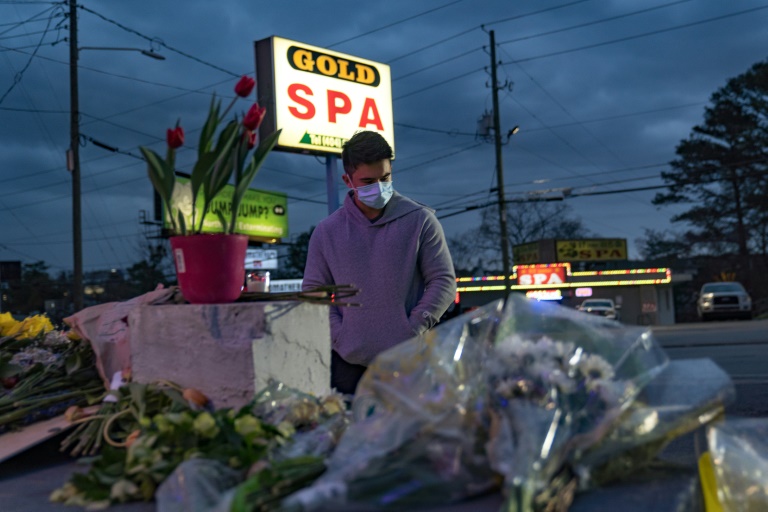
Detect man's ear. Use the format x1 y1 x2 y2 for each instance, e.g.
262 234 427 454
342 172 353 189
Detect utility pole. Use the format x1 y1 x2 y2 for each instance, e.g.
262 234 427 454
68 0 83 311
489 30 511 297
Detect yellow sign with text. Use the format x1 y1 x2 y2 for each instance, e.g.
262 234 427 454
556 239 627 262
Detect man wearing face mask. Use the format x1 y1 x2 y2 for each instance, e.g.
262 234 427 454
302 130 457 396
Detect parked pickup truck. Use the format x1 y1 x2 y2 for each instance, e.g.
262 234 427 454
697 281 752 321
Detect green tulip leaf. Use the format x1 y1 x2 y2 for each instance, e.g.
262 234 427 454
215 210 227 232
140 146 177 233
176 210 187 236
230 129 281 233
198 95 221 157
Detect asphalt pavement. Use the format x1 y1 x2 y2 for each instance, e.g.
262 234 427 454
652 318 768 418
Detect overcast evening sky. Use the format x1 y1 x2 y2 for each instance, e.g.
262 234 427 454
1 0 766 274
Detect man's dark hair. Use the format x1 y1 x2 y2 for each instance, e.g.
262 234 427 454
341 131 393 174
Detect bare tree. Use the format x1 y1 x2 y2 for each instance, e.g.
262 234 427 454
449 201 591 273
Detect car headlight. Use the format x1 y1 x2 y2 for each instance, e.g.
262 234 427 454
741 295 752 305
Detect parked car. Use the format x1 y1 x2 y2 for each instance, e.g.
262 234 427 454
577 298 620 321
697 281 752 321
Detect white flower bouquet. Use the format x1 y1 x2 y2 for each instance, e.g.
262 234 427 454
485 295 668 511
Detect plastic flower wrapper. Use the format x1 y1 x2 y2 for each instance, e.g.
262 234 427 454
576 357 734 488
156 458 242 512
283 299 505 511
486 294 668 512
251 379 350 462
705 417 768 512
252 379 347 431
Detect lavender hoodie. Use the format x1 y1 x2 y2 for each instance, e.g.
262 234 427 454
302 190 456 366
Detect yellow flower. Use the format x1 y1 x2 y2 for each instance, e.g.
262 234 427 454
6 314 54 339
0 312 19 336
192 412 219 438
321 395 346 416
66 330 81 341
276 420 296 439
234 415 263 439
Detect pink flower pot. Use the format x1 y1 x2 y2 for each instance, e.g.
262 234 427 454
170 234 248 304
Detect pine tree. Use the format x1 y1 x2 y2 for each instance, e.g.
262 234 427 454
653 59 768 257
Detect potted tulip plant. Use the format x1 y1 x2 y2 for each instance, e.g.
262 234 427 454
140 76 281 304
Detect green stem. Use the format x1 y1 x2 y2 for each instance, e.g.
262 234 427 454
12 386 103 407
0 387 102 426
219 96 239 124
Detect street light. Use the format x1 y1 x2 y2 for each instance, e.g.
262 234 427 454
68 0 165 311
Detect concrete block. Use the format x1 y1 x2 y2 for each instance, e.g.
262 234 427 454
128 301 330 408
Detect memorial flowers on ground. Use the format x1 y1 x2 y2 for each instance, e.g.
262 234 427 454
0 314 103 433
52 379 350 508
284 295 670 511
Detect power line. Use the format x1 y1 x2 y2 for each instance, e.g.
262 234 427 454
437 164 768 221
506 162 669 187
0 5 58 105
4 231 142 246
571 184 669 197
394 65 485 100
395 101 706 137
0 104 66 112
0 42 213 93
386 0 594 64
6 218 139 244
0 9 54 29
0 38 61 51
393 46 482 82
502 4 768 66
497 0 693 46
394 4 768 101
396 142 483 173
481 0 594 29
0 242 68 270
431 155 768 214
327 0 465 48
0 26 51 39
395 121 475 137
77 3 239 76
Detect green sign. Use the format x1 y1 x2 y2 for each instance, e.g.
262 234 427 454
164 177 288 240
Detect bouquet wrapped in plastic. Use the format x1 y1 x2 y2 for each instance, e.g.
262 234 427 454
154 381 349 512
705 417 768 512
284 300 504 510
285 295 670 511
485 295 668 511
577 357 734 487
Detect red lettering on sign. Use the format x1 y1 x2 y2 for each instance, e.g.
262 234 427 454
359 97 383 130
327 90 352 123
288 84 315 120
517 265 567 286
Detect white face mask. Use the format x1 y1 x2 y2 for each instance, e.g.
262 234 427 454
355 181 394 209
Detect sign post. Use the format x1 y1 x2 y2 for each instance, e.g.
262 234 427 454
326 156 339 214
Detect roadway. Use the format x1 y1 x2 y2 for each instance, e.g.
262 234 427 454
652 318 768 417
